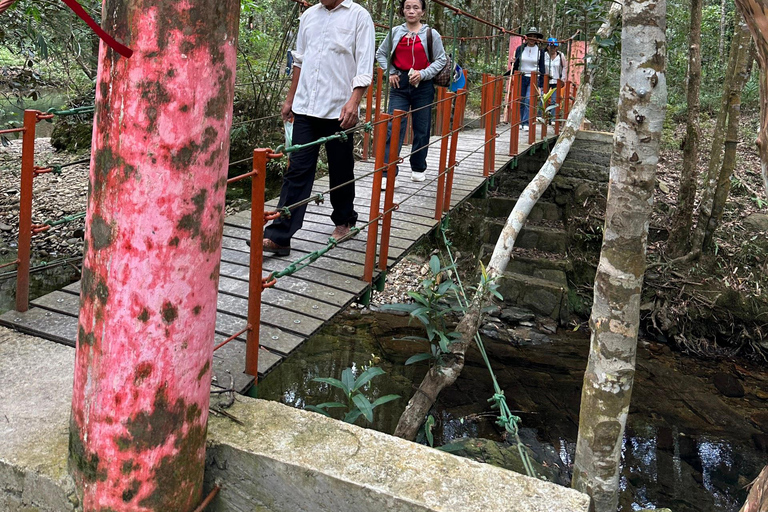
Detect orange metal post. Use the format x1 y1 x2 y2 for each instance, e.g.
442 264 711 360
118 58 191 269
555 79 563 135
362 81 374 160
16 110 37 312
563 81 572 122
363 113 390 283
509 72 521 156
404 111 413 146
444 87 467 213
379 109 405 270
491 75 502 173
245 148 269 378
483 74 493 177
434 86 445 135
434 91 452 219
375 68 384 123
541 74 549 139
528 71 537 145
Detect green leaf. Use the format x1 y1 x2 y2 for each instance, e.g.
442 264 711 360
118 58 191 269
405 352 434 365
408 291 430 307
341 368 355 395
314 402 347 409
425 415 435 447
437 280 454 295
312 377 348 395
305 405 331 417
437 332 450 353
352 394 374 422
371 394 400 408
380 303 420 313
352 366 385 392
343 409 363 424
429 255 441 276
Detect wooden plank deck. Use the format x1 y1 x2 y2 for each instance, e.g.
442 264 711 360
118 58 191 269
0 124 553 392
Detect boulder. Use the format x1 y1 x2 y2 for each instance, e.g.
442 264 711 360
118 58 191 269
713 372 745 398
744 213 768 232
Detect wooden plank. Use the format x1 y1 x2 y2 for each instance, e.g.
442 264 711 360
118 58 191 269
0 307 78 346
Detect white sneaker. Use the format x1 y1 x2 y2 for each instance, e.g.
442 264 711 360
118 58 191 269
411 170 426 182
380 177 387 190
522 125 529 131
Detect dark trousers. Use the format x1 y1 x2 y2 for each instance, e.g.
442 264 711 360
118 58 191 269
264 113 358 247
383 73 435 176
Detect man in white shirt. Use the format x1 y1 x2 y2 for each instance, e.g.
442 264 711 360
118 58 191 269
263 0 375 256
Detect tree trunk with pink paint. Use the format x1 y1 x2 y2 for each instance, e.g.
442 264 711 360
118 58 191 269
69 1 239 510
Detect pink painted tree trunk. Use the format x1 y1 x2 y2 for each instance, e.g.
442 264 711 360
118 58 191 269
69 1 239 510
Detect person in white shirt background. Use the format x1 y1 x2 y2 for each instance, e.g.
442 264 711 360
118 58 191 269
261 0 375 256
544 37 566 125
511 27 545 131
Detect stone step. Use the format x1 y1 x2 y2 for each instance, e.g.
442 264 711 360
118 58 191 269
507 254 570 287
497 271 569 325
486 196 562 223
486 222 568 254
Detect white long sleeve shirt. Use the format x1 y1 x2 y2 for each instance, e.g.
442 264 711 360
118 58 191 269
291 0 375 119
544 51 566 83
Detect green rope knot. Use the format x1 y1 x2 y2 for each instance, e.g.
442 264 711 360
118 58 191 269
361 122 373 133
281 207 292 219
51 165 63 176
312 193 325 205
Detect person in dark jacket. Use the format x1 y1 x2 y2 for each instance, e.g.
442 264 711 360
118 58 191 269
511 27 545 130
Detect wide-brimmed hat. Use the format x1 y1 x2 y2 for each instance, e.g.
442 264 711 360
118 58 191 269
525 27 543 39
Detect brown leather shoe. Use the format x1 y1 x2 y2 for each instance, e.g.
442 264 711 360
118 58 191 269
331 224 352 242
262 238 291 256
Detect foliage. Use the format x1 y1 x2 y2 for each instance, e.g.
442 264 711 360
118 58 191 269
381 255 465 365
306 366 400 424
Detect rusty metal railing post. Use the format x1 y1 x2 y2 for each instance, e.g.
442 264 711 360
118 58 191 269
509 72 521 156
444 86 467 213
564 81 572 123
245 148 269 379
379 109 405 271
555 79 563 135
364 113 390 283
363 80 374 160
16 110 38 312
542 74 550 139
374 68 384 125
482 74 493 177
434 90 452 219
528 71 538 145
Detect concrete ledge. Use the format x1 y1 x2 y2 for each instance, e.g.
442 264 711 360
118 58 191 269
575 130 613 143
0 329 79 512
204 399 591 512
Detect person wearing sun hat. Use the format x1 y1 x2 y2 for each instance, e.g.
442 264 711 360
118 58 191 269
544 37 566 124
512 27 545 130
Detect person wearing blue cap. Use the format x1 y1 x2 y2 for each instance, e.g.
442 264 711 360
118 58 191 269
512 27 545 131
544 37 567 124
376 0 447 188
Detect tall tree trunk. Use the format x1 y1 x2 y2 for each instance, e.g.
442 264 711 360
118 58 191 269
668 0 702 257
720 0 728 62
733 0 768 199
704 52 754 249
393 1 623 441
692 19 752 254
570 0 667 510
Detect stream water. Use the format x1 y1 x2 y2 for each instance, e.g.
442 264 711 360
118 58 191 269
258 310 766 512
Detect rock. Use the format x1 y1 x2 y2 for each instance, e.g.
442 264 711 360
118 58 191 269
0 223 11 231
573 183 594 203
744 213 768 232
756 390 768 400
750 411 768 432
499 307 535 323
713 372 745 398
752 433 768 453
66 238 79 245
341 325 356 334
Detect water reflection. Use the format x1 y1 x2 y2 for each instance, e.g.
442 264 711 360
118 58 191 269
258 314 761 512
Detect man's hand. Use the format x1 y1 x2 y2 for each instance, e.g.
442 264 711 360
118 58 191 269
338 98 359 129
281 100 294 123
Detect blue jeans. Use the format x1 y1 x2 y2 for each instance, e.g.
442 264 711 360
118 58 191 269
520 75 531 127
384 73 435 176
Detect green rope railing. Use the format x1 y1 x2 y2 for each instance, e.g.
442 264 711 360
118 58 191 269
268 227 362 280
46 105 94 117
275 122 373 155
50 158 91 175
42 212 86 227
439 222 538 479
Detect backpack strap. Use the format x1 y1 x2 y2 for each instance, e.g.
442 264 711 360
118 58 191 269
427 28 433 63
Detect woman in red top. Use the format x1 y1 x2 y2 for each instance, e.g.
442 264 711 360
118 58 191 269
375 0 447 187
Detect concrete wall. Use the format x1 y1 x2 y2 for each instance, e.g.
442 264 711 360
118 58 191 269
0 327 591 512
